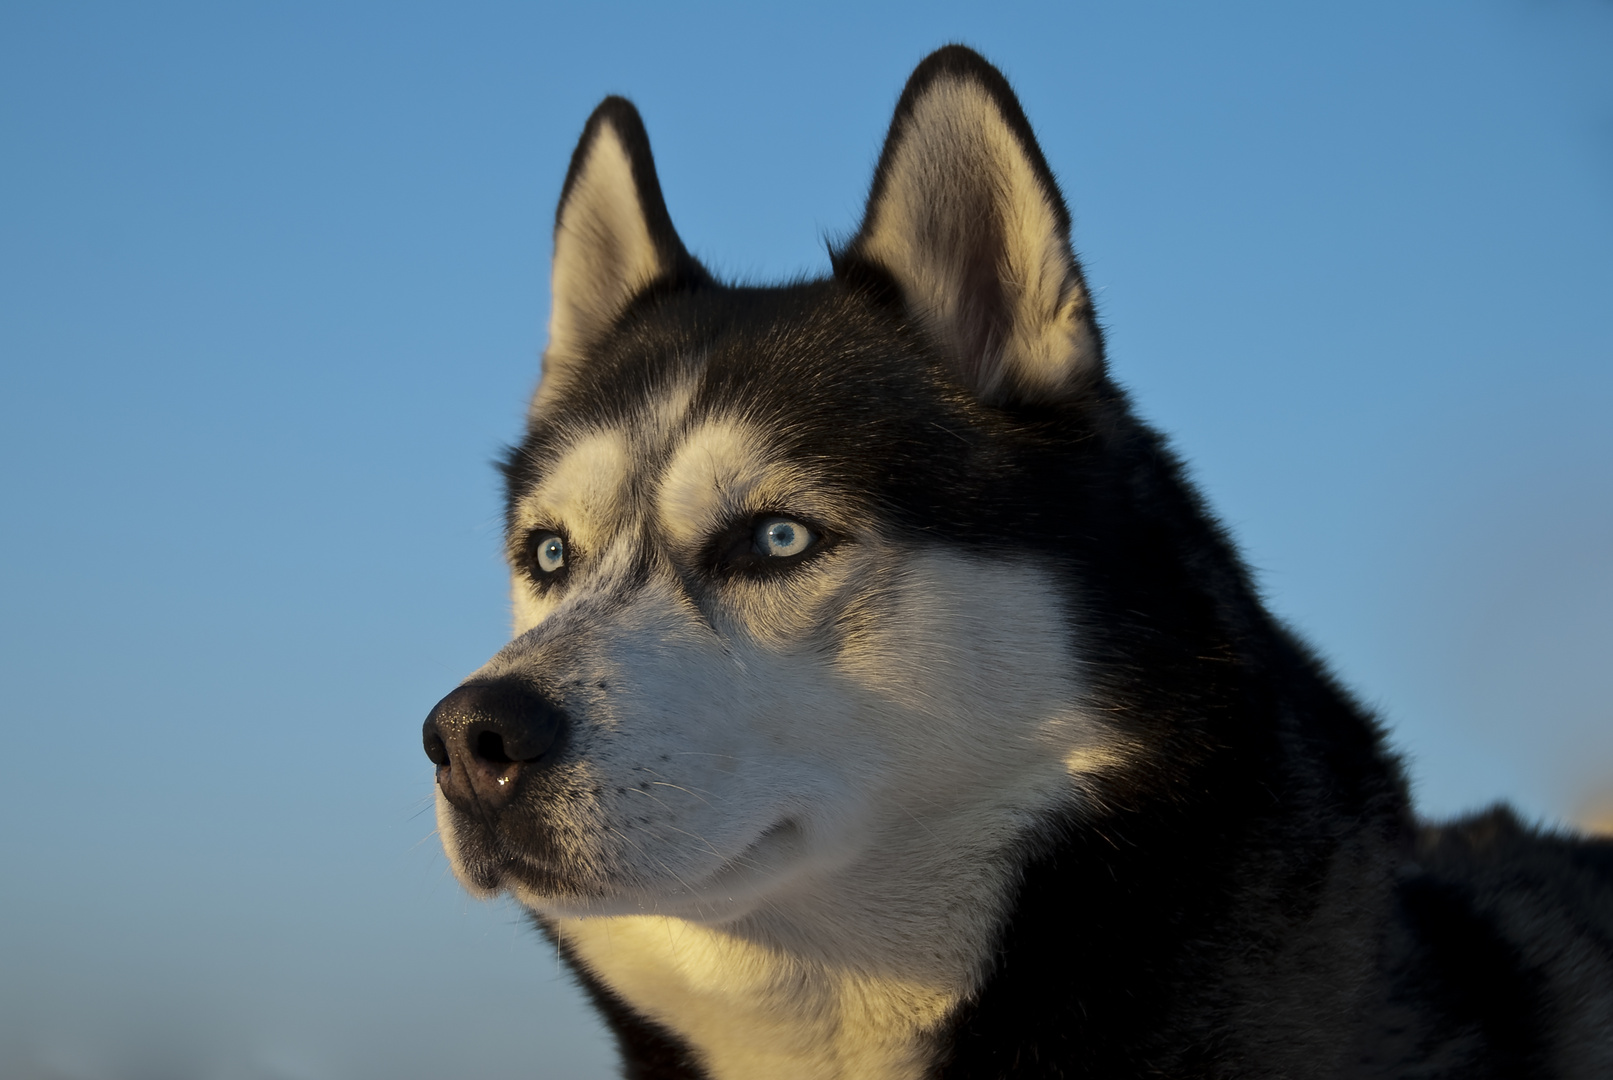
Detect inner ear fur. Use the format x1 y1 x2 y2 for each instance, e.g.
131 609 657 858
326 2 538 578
839 46 1104 405
540 97 707 404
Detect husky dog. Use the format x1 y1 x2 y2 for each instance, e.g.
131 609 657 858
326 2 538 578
423 47 1613 1079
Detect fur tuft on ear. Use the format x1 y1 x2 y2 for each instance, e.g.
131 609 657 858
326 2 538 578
839 46 1104 405
539 97 707 403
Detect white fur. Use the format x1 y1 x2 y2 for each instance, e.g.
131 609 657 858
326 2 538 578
557 915 958 1080
441 408 1133 1078
543 546 1130 1080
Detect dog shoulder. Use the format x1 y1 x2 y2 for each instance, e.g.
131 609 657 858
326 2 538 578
1371 807 1613 1076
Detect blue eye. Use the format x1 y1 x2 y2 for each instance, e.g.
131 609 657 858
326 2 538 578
532 533 565 574
754 516 815 558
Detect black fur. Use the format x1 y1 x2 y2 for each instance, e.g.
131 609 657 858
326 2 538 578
477 47 1613 1078
542 923 711 1080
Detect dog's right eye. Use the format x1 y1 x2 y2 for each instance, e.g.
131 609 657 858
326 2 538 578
528 532 566 575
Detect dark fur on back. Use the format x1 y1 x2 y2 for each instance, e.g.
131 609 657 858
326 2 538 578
479 47 1613 1079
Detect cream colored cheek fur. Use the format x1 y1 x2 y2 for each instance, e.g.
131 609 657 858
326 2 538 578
549 551 1127 1080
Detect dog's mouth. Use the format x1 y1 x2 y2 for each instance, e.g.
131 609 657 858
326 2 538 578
695 818 806 891
501 815 814 921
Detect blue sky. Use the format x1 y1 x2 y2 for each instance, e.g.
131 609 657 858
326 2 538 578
2 3 1610 1077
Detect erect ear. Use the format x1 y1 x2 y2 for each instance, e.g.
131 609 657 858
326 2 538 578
539 97 707 400
838 47 1103 405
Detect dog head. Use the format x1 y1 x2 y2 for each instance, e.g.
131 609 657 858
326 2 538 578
425 48 1140 936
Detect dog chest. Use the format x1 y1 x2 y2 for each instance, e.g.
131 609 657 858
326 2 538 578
558 915 961 1080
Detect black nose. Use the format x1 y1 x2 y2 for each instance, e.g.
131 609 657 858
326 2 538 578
423 681 564 811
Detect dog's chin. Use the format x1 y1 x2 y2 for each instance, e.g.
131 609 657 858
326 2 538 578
509 818 815 924
438 828 522 899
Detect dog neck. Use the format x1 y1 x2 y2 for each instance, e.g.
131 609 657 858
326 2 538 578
557 915 954 1080
549 821 1038 1080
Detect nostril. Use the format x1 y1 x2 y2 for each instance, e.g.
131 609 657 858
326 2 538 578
474 729 512 764
423 726 450 767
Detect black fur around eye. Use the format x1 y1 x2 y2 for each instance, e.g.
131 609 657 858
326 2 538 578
711 514 827 575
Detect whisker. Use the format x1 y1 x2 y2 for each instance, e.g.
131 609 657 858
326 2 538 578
648 780 714 805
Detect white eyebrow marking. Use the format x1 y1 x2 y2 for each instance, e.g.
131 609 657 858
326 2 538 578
656 419 773 551
516 427 634 552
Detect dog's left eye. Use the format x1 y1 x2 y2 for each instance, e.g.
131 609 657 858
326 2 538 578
711 514 825 574
754 516 816 558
